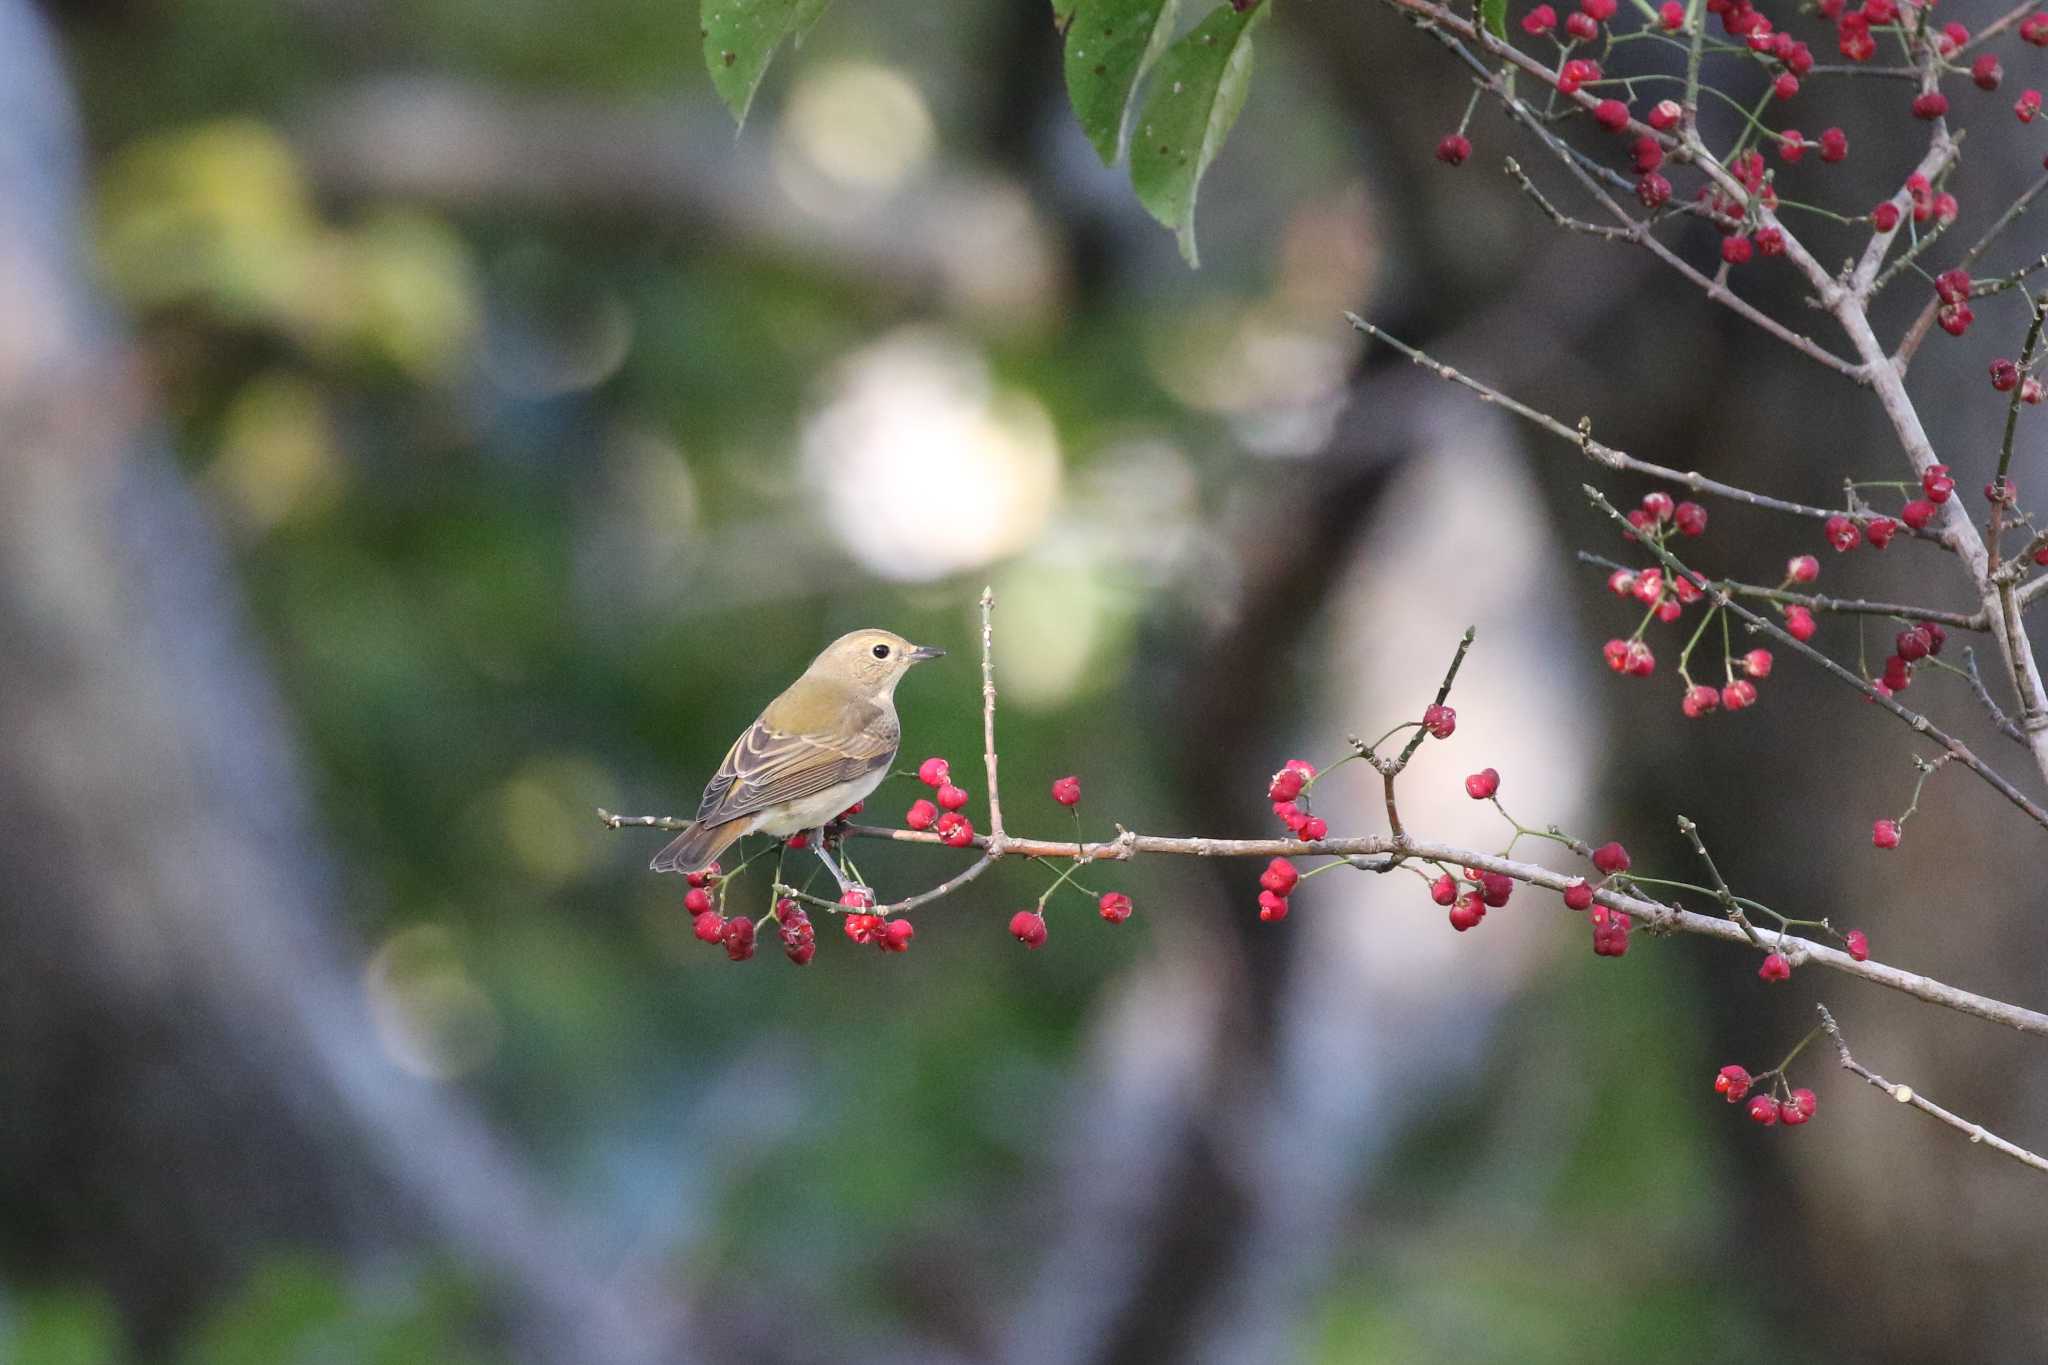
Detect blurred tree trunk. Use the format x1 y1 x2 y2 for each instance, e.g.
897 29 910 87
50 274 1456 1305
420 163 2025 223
0 4 682 1359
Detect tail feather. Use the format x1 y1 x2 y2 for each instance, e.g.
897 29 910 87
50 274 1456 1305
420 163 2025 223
650 817 748 875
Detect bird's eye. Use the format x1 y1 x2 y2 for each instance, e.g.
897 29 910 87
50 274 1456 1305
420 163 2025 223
872 643 891 659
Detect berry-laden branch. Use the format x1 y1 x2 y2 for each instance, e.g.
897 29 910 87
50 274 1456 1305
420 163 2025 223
1370 0 2048 791
600 597 2048 1052
1816 1004 2048 1174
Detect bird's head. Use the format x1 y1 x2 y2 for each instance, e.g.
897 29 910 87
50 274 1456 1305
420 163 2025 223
808 628 945 699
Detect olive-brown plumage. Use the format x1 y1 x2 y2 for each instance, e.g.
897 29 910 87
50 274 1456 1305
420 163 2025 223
651 629 944 874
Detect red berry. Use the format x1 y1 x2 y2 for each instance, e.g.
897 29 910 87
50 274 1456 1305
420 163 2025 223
1863 516 1897 548
1299 816 1328 841
1900 499 1936 529
1268 768 1304 803
1758 951 1791 982
1522 3 1558 33
1682 683 1720 717
1592 841 1631 874
1591 907 1630 956
2018 90 2043 122
1881 653 1911 693
1431 873 1458 906
840 888 874 911
1631 135 1664 174
905 798 938 831
1594 99 1630 131
685 863 721 889
2031 380 2048 407
1448 894 1485 932
1095 891 1132 924
879 918 915 953
1658 0 1683 25
1895 625 1931 662
1785 605 1817 641
2024 12 2048 44
1565 9 1599 38
1787 555 1819 583
684 887 713 914
1010 909 1047 947
1779 130 1806 162
843 912 881 945
1648 99 1683 130
1563 879 1595 910
1973 54 2004 90
1436 133 1472 166
1476 872 1512 908
1872 201 1900 232
1844 928 1870 961
693 910 726 944
1051 775 1081 806
785 831 810 849
1922 622 1946 656
1990 358 2021 391
1257 889 1290 922
1641 490 1675 522
1912 91 1949 120
1742 649 1773 678
1557 58 1601 95
917 756 950 787
1721 234 1754 265
722 917 757 962
1872 817 1901 849
1721 679 1758 711
1715 1064 1754 1101
940 815 975 848
1464 767 1501 800
935 783 970 812
1938 302 1975 337
1748 1094 1782 1125
1791 1087 1817 1117
1818 127 1847 162
1422 703 1457 739
1262 858 1300 894
1936 268 1972 304
1823 514 1859 552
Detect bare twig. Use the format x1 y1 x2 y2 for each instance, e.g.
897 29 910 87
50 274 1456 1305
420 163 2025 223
1963 646 2029 746
1351 318 1878 524
1895 173 2048 372
979 585 1007 852
1817 1004 2048 1174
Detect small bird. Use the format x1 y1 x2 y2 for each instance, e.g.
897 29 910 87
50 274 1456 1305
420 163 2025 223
650 628 945 880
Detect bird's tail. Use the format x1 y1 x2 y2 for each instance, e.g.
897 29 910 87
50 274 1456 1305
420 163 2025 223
650 817 749 875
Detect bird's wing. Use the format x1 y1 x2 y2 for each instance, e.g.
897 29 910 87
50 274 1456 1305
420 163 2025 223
693 700 898 826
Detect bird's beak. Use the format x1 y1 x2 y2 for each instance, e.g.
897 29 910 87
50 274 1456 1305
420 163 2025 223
909 644 947 662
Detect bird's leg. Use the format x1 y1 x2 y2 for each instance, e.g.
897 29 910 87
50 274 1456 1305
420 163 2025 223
814 834 858 897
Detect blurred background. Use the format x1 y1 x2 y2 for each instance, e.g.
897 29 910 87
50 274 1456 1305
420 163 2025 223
4 0 2047 1360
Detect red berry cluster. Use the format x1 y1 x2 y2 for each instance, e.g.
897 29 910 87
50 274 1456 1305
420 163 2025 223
1602 490 1780 715
775 897 816 965
1268 758 1328 841
905 756 976 847
1582 841 1634 955
680 863 767 963
1257 856 1298 921
1434 864 1515 932
841 888 915 953
1874 619 1946 698
1714 1063 1818 1127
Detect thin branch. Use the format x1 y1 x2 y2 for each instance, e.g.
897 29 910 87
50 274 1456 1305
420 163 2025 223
1352 317 1876 523
1605 561 1984 630
1963 645 2029 746
979 585 1007 851
1817 1004 2048 1174
1961 0 2043 52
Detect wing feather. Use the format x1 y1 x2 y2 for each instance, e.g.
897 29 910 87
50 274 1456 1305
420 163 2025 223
692 703 897 827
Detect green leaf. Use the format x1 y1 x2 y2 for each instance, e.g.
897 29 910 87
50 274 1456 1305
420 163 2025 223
1129 1 1270 266
1479 0 1507 39
702 0 834 127
1064 0 1182 165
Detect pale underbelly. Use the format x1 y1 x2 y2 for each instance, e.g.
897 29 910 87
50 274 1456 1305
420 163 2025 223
745 767 892 837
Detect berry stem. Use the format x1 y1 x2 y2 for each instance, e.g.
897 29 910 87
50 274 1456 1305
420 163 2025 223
1675 815 1767 947
1995 292 2047 490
